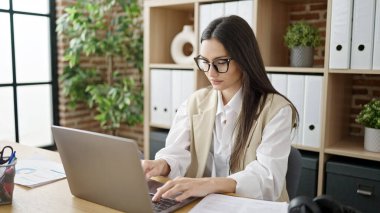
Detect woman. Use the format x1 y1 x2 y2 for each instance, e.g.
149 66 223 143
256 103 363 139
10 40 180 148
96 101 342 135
142 15 298 202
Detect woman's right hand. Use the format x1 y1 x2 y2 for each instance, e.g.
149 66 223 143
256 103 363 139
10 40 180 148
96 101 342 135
141 159 170 179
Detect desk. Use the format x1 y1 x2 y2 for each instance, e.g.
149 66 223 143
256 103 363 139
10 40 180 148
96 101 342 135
0 141 198 213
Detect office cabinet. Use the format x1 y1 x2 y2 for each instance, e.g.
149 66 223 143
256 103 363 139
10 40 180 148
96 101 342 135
149 130 168 160
143 0 380 196
297 151 319 198
326 157 380 213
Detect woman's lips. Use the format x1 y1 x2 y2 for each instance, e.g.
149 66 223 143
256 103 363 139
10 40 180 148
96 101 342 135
210 79 223 85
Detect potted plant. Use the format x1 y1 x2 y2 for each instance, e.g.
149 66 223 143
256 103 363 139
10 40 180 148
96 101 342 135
284 21 321 67
56 0 143 136
356 98 380 152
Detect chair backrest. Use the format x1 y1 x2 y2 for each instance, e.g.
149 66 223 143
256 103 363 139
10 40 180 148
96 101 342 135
286 146 303 200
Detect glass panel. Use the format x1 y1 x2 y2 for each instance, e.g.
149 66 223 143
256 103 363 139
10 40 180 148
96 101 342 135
0 1 9 10
17 84 53 147
12 0 49 14
0 87 16 142
14 14 51 83
0 13 13 84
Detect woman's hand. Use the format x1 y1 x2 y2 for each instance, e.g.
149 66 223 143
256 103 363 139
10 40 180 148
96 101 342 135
141 159 170 179
152 177 237 202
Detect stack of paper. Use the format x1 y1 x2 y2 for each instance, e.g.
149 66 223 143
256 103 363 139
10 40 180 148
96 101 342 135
189 194 288 213
15 159 66 188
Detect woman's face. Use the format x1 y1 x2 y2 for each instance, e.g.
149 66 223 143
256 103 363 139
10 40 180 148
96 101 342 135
199 38 242 94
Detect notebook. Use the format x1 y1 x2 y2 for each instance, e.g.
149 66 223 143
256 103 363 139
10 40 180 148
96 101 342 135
52 125 196 213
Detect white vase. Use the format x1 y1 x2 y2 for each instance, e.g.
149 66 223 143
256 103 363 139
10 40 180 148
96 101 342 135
364 127 380 152
170 25 196 64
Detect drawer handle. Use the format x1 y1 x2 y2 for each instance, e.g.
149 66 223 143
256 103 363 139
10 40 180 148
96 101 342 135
356 189 372 196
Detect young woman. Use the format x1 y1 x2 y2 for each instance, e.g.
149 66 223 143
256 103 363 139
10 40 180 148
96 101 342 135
142 15 298 202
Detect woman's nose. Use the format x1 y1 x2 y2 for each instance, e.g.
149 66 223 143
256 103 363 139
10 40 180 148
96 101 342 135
208 65 219 77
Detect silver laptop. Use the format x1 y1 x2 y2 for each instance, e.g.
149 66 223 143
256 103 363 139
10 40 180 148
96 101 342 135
52 125 196 213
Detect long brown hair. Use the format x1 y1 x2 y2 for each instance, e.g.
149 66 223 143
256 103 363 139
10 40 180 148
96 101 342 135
201 15 298 172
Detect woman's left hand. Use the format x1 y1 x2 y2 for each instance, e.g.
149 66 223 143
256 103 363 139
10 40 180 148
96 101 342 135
152 177 236 202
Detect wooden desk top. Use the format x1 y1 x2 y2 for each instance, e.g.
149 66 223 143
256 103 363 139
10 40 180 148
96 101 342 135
0 141 199 213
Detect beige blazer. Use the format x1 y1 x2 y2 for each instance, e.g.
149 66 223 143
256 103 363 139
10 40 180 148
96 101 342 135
184 87 296 202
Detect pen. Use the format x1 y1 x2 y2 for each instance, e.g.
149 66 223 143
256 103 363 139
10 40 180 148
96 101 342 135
7 151 16 164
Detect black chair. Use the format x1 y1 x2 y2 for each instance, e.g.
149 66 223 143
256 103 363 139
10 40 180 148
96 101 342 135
286 146 302 200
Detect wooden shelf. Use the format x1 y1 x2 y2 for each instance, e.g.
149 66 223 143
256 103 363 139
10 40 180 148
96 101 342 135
150 63 195 70
293 144 320 152
329 69 380 74
150 123 171 129
325 137 380 162
266 66 325 74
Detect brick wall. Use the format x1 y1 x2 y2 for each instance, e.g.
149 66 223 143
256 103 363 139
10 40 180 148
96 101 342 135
288 2 327 66
350 75 380 136
56 0 144 149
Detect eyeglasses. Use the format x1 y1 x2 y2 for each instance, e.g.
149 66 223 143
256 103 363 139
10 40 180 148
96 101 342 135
194 55 233 73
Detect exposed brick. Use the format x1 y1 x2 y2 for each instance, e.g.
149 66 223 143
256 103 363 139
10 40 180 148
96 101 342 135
310 3 327 11
352 88 368 95
290 13 320 21
289 4 306 12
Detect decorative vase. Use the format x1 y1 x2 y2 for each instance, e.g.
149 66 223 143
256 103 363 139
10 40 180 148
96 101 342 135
170 25 196 65
290 46 314 67
364 127 380 152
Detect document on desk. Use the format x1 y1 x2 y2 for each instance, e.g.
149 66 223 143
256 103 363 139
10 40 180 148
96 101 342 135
189 194 288 213
14 159 66 188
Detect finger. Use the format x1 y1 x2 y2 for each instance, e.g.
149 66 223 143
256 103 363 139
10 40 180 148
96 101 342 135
162 183 185 199
173 190 192 202
152 181 173 201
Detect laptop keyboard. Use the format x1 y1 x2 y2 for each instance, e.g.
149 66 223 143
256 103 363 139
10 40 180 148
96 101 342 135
150 193 180 212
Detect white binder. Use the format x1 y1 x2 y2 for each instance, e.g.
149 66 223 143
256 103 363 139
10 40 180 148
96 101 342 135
373 0 380 70
271 74 287 96
199 3 212 40
199 2 224 40
350 0 376 70
211 2 225 20
238 0 254 28
329 0 353 69
286 75 305 145
303 75 323 148
150 69 172 126
224 1 238 16
267 73 272 81
171 70 182 121
171 70 194 122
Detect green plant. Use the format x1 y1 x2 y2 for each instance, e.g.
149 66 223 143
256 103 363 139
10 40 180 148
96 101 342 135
356 98 380 129
56 0 143 135
284 21 321 49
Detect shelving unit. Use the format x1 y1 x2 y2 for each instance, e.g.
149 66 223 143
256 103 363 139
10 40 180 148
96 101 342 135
143 0 380 197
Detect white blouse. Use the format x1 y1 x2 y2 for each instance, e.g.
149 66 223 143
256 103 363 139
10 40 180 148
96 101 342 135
155 89 293 201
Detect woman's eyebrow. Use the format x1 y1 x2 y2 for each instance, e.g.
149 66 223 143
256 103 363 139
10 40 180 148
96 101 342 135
198 55 230 61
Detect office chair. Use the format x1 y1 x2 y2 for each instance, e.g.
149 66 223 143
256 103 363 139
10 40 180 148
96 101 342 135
286 146 302 200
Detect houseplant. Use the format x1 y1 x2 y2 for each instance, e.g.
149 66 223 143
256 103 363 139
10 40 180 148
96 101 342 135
284 21 321 67
356 98 380 152
56 0 143 136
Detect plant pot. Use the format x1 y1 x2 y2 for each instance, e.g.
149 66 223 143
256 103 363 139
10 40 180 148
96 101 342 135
364 127 380 152
290 46 314 67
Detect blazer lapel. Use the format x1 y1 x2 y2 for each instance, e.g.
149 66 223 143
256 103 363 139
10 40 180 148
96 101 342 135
192 90 217 177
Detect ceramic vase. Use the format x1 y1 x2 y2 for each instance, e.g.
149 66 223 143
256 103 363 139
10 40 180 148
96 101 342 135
170 25 196 64
364 127 380 152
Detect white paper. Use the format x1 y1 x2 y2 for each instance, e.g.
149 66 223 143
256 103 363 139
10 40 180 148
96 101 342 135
189 194 288 213
14 159 66 188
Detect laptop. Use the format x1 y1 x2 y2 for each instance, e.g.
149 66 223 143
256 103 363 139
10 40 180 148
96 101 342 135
52 125 196 213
